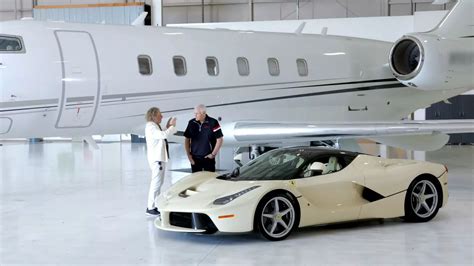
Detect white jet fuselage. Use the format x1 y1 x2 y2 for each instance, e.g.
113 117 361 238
0 20 469 142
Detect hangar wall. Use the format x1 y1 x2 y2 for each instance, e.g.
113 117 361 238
0 0 452 23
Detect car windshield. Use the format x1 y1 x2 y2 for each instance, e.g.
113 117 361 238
228 149 314 181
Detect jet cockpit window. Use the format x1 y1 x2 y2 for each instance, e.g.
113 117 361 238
206 57 219 76
237 57 249 76
267 58 280 76
138 55 153 75
0 35 24 53
297 58 308 76
173 56 187 76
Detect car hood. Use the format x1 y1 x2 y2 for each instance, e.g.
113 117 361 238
159 172 265 210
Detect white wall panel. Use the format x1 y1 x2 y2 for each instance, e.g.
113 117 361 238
215 5 248 22
186 6 205 23
415 3 445 11
253 3 280 21
0 0 451 23
0 0 16 10
33 4 144 24
314 0 348 19
389 4 412 16
281 2 314 20
280 3 297 20
163 6 187 24
348 0 384 17
0 12 16 21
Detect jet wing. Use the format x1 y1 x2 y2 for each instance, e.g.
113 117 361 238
224 119 474 151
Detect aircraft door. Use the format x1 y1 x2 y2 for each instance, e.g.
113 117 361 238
54 31 100 128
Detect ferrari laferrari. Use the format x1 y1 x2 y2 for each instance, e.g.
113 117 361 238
155 147 448 241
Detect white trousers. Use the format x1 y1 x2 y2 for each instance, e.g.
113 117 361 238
147 161 166 210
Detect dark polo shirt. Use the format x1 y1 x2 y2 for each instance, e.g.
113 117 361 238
184 115 223 157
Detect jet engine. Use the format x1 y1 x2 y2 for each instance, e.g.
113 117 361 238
389 33 474 90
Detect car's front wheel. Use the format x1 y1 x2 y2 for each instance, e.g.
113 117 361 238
255 193 298 241
404 177 441 222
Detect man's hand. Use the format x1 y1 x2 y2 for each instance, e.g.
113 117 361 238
167 117 177 128
187 154 195 165
205 153 215 159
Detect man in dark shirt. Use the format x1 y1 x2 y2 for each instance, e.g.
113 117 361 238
184 104 224 172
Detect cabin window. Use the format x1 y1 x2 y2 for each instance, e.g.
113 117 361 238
0 35 24 53
206 57 219 76
297 58 308 76
237 57 249 76
137 55 152 75
173 56 187 76
267 58 280 76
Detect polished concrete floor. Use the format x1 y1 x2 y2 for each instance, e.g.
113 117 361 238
0 141 472 265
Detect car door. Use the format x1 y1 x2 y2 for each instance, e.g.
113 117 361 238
295 155 365 225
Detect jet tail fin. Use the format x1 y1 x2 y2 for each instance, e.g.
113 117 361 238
429 0 473 37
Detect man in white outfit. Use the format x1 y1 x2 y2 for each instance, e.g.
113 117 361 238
145 107 177 215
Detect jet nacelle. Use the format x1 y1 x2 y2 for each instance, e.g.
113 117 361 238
389 33 474 90
389 0 474 91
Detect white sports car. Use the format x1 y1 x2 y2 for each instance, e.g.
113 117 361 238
155 147 448 241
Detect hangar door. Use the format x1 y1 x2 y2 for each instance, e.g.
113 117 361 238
55 31 100 128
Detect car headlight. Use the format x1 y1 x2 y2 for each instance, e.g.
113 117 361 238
213 186 260 205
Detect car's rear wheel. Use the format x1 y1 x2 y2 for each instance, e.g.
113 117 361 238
255 193 298 241
404 177 441 222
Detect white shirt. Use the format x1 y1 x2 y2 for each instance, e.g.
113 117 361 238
145 122 177 164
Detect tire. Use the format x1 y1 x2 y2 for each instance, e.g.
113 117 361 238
255 192 299 241
404 177 441 222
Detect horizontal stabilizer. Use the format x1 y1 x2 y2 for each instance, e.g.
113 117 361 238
368 134 450 151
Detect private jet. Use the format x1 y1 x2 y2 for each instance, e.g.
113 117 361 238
0 0 472 153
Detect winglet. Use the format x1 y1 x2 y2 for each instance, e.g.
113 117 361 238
295 22 306 34
132 12 148 26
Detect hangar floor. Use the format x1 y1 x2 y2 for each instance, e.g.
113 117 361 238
0 142 472 265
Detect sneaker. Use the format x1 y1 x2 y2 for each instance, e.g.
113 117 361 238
146 208 160 216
